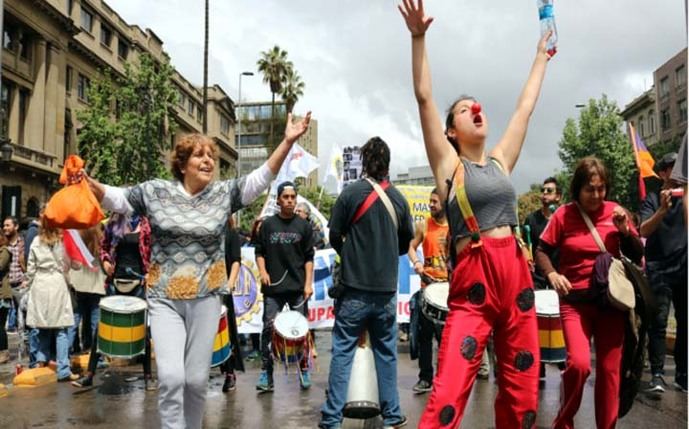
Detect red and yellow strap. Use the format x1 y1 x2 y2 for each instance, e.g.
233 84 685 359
452 160 482 247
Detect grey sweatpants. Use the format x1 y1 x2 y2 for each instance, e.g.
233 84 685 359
148 295 221 429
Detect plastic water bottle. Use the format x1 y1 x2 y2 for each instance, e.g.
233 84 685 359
537 0 558 56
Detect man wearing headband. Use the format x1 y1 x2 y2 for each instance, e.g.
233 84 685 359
255 181 315 393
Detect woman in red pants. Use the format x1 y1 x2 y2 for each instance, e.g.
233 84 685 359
536 157 643 429
399 0 553 427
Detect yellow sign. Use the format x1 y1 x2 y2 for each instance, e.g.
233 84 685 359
397 185 434 224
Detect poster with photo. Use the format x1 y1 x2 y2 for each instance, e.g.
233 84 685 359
342 146 362 188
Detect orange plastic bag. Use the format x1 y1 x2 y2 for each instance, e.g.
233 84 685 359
44 155 105 229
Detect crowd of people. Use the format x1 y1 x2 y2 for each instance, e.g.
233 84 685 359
0 1 687 428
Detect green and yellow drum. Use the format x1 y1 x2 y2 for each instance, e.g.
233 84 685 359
98 296 147 358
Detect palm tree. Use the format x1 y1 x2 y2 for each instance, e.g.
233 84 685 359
257 45 291 146
280 67 305 114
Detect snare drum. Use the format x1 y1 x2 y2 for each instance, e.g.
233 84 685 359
535 290 566 363
211 305 232 367
272 310 309 363
421 282 449 325
98 296 147 359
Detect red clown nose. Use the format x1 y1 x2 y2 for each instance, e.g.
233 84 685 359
471 103 482 115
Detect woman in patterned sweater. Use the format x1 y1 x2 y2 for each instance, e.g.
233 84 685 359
84 112 311 429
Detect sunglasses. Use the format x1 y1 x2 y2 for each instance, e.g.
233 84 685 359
541 187 557 194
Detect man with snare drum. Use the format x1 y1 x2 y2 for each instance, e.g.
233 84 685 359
255 181 315 393
407 188 449 393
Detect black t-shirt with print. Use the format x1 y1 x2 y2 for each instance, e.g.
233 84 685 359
255 214 314 296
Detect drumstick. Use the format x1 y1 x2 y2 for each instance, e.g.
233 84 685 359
125 267 145 281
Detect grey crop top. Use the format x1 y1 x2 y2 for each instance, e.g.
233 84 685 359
445 157 518 241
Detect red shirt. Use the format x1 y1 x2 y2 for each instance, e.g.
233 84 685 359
540 201 637 291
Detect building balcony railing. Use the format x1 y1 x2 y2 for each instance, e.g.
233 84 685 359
8 142 58 169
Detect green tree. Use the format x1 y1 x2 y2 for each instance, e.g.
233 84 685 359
517 183 542 224
78 54 177 186
257 46 292 150
280 68 305 114
557 95 638 210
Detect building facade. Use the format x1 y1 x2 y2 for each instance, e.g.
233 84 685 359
0 0 237 221
622 47 687 147
237 100 318 188
393 165 434 186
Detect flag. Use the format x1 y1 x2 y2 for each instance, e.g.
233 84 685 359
63 229 95 269
629 122 658 200
271 143 319 193
323 150 344 195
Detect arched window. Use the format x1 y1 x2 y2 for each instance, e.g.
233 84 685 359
26 197 40 218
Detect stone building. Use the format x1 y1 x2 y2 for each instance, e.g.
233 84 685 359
0 0 237 220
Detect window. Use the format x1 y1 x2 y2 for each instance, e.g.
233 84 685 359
18 89 28 144
1 82 10 136
18 32 30 61
676 65 686 88
100 25 112 48
67 0 74 16
679 99 687 123
649 109 656 135
66 66 73 92
638 116 645 138
77 74 90 102
660 76 670 97
178 90 186 108
3 26 12 50
661 109 671 131
196 105 203 122
220 115 230 135
80 8 93 33
117 37 128 60
187 99 194 116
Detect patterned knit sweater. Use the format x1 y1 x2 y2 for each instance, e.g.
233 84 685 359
103 165 273 300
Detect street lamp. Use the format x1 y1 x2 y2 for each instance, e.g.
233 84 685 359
236 71 254 228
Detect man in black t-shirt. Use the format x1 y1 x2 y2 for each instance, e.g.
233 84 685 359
523 176 561 289
255 181 314 393
640 152 688 393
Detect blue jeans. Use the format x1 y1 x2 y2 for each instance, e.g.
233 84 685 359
68 292 102 352
35 328 71 379
320 289 403 428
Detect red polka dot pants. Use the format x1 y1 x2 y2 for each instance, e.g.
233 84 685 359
419 236 539 429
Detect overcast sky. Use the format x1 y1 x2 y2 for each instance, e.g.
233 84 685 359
113 0 687 193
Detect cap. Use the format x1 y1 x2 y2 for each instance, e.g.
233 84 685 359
656 152 677 172
277 181 296 197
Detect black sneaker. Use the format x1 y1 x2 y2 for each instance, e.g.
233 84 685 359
384 416 408 429
412 379 432 394
222 373 237 393
645 374 667 393
71 376 93 388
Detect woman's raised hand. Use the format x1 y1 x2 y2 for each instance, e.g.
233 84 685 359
537 30 555 59
398 0 434 37
284 111 312 145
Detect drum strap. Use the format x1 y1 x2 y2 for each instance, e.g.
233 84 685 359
352 180 392 224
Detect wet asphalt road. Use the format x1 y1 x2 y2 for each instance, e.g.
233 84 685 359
0 332 686 428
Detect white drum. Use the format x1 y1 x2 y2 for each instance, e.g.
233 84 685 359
272 310 310 363
343 331 380 419
421 282 449 325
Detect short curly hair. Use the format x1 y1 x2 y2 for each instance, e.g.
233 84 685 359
170 134 219 182
361 136 390 181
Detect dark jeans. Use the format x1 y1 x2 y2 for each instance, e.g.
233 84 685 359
68 292 102 352
418 308 442 382
0 305 8 351
261 292 308 373
647 260 688 376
